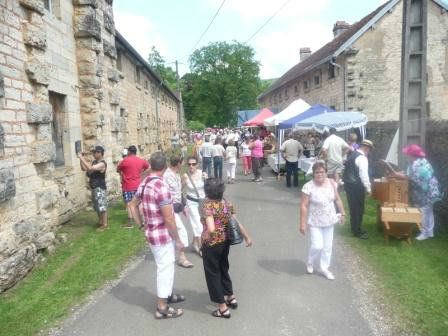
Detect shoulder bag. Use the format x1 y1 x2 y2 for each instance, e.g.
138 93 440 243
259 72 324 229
186 172 205 216
225 199 243 245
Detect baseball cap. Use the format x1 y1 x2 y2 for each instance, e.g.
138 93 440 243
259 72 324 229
92 145 104 153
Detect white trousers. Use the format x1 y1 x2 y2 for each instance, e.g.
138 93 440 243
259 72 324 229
226 162 236 179
174 213 189 247
186 199 203 238
420 204 435 237
307 225 334 272
149 242 175 299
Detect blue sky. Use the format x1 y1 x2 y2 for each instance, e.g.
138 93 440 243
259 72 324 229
114 0 388 79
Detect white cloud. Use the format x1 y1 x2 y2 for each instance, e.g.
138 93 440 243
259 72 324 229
254 20 333 79
114 12 169 61
202 0 331 22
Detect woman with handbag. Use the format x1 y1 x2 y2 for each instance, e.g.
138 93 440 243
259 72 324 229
182 156 207 256
201 178 252 318
163 155 193 268
300 161 346 280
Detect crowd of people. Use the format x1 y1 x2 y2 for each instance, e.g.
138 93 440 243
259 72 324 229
75 124 441 319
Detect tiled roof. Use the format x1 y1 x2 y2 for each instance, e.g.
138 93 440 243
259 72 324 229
259 0 394 99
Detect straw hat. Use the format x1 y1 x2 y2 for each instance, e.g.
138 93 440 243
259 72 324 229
360 139 374 148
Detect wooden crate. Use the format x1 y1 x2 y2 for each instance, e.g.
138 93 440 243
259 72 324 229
380 207 422 244
373 178 409 206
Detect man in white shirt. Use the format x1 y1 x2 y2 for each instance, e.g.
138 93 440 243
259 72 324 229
199 135 213 177
321 128 350 185
343 140 373 239
280 133 304 188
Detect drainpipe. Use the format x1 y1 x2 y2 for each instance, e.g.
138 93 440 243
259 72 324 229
330 56 346 111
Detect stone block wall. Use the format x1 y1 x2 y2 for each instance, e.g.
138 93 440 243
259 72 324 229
0 0 181 292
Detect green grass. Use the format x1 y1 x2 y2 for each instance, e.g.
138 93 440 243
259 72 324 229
0 202 146 336
338 197 448 336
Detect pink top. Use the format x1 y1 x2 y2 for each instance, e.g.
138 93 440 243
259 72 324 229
251 140 264 158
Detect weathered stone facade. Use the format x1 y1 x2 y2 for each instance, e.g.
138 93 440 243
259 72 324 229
0 0 181 291
259 0 448 224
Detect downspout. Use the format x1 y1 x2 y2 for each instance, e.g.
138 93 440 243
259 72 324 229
330 57 346 111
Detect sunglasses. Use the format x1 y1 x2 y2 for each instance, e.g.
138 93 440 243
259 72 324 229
187 162 197 166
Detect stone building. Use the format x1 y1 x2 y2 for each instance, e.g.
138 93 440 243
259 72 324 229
259 0 448 186
0 0 182 291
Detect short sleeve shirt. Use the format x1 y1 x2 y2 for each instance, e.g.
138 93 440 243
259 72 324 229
117 156 150 192
322 134 350 164
201 200 235 247
302 179 339 227
163 168 182 203
136 175 173 246
281 139 303 162
225 146 237 163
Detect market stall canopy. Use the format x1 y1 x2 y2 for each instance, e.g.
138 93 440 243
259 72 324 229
263 99 310 127
237 109 260 127
243 108 274 126
278 104 335 130
294 111 368 133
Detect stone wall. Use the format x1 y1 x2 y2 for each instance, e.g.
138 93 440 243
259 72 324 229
0 0 181 292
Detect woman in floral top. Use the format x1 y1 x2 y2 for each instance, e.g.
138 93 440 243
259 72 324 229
393 144 441 240
201 178 252 319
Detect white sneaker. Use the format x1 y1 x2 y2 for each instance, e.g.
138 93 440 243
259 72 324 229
306 264 314 274
416 233 429 241
321 269 335 280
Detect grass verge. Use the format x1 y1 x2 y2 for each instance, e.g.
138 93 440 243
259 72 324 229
338 197 448 336
0 201 146 336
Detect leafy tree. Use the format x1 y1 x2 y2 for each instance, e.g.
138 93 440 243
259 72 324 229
187 120 206 131
182 41 262 127
148 46 177 92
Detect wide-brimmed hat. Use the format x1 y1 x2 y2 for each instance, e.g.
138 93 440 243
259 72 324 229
403 144 426 158
361 139 374 148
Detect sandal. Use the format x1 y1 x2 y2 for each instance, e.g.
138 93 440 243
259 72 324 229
212 308 231 319
155 306 183 319
167 293 186 304
226 297 238 309
178 259 194 268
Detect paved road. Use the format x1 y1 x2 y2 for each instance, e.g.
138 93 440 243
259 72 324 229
56 169 374 336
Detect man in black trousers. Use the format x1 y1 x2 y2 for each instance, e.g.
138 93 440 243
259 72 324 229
343 140 373 239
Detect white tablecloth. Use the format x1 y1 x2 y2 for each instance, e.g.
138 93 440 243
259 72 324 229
267 154 316 175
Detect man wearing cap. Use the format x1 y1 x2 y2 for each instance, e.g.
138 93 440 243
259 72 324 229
79 146 108 231
117 145 150 228
343 140 374 239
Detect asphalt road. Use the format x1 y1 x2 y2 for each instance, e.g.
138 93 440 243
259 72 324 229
56 168 374 336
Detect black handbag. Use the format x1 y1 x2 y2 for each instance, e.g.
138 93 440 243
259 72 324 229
225 200 243 245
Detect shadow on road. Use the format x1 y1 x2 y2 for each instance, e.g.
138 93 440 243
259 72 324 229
257 258 307 277
111 282 211 315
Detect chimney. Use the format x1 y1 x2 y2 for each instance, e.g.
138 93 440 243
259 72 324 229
333 21 351 37
300 47 311 62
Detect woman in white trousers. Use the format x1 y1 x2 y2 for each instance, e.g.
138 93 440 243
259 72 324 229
183 156 207 256
300 161 346 280
225 140 237 184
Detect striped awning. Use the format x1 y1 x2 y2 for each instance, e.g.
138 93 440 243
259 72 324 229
293 111 368 133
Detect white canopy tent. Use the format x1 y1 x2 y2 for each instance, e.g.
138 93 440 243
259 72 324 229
263 99 310 127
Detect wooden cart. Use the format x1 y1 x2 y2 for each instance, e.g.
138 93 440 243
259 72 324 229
372 178 422 244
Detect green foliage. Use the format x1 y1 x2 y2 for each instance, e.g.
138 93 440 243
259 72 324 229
148 46 177 92
0 203 146 336
187 120 205 131
182 41 262 127
260 78 277 95
339 197 448 336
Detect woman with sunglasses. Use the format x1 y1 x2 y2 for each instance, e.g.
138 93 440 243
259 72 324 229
183 156 207 256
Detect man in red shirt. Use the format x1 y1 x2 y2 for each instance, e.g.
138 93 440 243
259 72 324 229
117 145 150 228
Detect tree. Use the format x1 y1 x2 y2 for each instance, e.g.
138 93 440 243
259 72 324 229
148 46 177 92
182 41 262 127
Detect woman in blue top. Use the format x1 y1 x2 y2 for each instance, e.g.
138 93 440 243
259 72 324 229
393 144 441 240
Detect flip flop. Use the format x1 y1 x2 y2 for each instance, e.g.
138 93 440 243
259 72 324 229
178 259 194 268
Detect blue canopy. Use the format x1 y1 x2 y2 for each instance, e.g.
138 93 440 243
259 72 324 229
278 104 335 130
293 111 368 133
237 110 260 127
